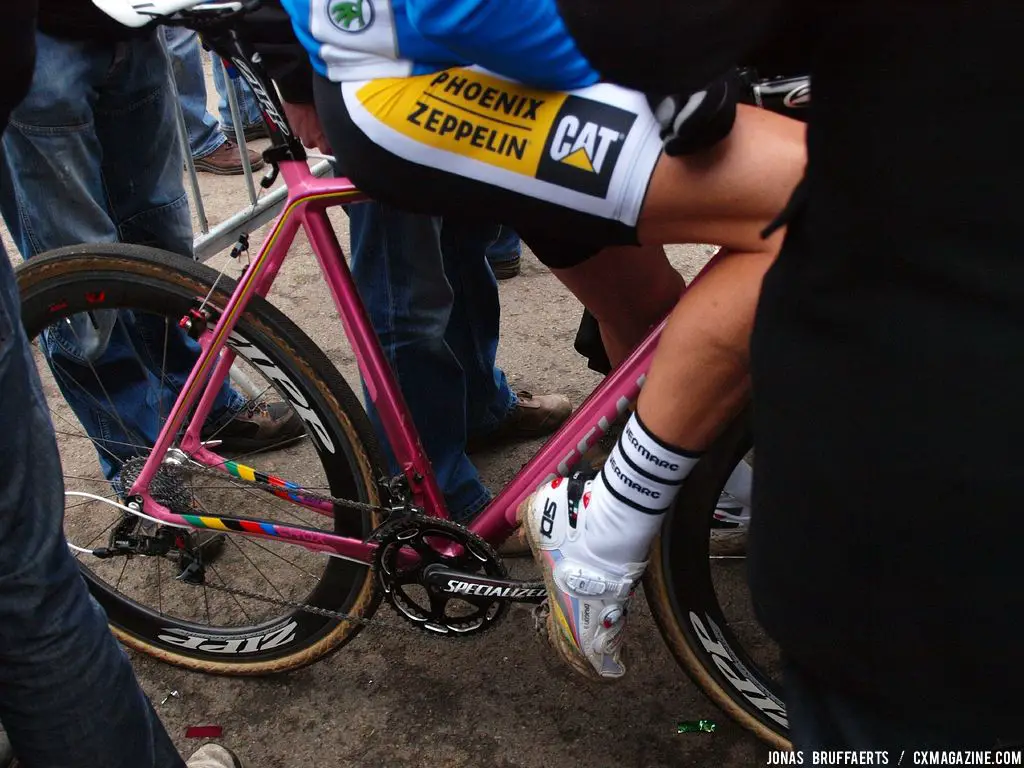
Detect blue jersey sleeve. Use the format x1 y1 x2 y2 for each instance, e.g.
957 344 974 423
405 0 600 91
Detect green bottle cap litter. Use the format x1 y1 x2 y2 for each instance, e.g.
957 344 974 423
677 720 717 734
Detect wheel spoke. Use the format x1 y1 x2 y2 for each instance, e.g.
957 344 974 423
226 536 287 600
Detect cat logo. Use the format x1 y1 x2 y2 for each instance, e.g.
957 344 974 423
328 0 374 33
537 97 637 198
549 117 622 175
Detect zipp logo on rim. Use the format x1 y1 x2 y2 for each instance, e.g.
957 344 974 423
228 331 335 454
157 621 299 654
689 611 788 728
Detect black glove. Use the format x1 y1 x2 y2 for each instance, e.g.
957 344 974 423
647 69 740 156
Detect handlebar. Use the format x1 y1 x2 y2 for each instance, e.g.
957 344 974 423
738 69 810 121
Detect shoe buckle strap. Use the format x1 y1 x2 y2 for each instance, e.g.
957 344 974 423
562 567 635 600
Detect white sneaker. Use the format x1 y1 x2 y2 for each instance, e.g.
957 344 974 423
518 471 645 680
186 744 246 768
710 491 750 556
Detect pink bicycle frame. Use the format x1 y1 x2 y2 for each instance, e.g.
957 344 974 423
126 159 668 565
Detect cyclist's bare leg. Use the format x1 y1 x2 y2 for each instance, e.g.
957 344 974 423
550 106 803 370
521 107 802 680
636 247 777 449
628 107 803 462
638 105 805 251
552 244 685 365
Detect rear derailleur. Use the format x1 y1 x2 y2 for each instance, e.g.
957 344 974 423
92 510 225 585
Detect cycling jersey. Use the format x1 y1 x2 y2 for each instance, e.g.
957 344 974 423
280 0 598 90
282 0 667 266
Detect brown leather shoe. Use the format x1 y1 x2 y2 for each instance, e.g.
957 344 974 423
222 124 269 142
467 391 572 452
201 400 305 454
194 139 265 176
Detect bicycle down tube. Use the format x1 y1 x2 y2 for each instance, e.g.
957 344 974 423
122 151 665 566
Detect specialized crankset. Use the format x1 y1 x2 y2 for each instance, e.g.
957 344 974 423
372 515 546 637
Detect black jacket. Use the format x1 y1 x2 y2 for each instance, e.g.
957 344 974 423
568 0 1024 731
2 1 38 133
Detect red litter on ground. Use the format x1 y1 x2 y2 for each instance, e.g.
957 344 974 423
185 726 223 739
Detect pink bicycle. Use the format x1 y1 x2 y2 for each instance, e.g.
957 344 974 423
17 4 807 749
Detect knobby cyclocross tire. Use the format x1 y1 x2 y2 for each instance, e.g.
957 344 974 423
17 244 387 675
644 412 791 748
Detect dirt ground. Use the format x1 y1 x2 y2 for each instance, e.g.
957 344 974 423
1 63 774 768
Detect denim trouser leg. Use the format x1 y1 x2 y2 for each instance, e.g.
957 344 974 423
0 32 241 482
212 54 263 130
0 248 185 768
347 204 509 520
163 26 226 159
439 220 516 436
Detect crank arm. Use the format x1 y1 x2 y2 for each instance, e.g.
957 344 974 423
421 565 547 604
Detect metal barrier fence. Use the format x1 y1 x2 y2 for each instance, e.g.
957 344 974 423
161 42 333 263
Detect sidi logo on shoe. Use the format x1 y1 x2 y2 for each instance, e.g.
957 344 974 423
537 97 637 198
541 499 558 538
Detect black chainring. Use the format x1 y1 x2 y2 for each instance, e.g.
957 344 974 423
371 514 509 636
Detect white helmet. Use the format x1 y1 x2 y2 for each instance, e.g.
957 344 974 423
91 0 240 28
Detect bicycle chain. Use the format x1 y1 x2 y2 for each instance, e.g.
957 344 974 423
193 579 379 627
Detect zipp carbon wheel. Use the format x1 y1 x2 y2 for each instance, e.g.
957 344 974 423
17 244 386 675
644 412 790 748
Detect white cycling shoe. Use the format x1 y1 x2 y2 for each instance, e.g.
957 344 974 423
518 471 645 681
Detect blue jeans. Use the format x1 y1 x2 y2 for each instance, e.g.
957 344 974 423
485 226 521 266
163 27 262 159
0 30 242 483
0 246 185 768
347 204 516 520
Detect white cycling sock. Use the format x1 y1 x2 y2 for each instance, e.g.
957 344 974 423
585 412 702 566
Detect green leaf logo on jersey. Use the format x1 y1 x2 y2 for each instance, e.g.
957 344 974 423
329 0 375 33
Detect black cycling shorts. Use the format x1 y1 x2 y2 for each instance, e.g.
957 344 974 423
313 68 664 269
